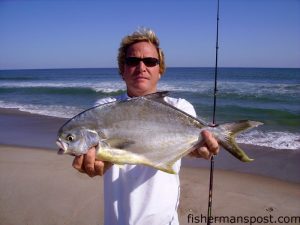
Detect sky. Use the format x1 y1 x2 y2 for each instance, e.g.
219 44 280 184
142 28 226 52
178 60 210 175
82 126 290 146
0 0 299 69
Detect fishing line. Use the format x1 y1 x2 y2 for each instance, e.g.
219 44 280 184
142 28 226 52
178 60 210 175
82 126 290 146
207 0 220 224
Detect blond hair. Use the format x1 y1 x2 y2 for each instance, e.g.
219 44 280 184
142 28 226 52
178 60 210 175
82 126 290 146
117 27 165 75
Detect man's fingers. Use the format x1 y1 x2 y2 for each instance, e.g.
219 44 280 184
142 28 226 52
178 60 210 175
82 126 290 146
197 146 213 160
71 147 110 177
94 160 104 176
84 147 96 177
72 155 84 172
201 130 219 155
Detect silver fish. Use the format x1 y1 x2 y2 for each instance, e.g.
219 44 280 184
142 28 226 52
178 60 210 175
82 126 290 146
56 92 263 174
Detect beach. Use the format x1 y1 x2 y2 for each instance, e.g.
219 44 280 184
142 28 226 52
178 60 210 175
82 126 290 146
1 145 300 225
0 145 104 225
0 108 299 225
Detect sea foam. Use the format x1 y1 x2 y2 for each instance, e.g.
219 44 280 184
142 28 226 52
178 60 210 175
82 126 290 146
237 130 300 150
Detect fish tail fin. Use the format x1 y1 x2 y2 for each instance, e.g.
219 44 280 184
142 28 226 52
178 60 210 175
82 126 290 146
217 120 263 162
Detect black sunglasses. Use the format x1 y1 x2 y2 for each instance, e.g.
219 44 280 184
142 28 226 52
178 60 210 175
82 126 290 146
125 57 160 67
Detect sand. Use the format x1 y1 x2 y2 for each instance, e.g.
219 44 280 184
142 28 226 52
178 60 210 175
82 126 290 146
1 145 299 225
0 145 104 225
178 168 300 225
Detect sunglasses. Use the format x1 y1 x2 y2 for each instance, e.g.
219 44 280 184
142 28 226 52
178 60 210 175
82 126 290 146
125 57 160 67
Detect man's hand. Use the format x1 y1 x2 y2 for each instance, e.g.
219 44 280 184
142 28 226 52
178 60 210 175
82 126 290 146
189 130 220 159
72 147 112 177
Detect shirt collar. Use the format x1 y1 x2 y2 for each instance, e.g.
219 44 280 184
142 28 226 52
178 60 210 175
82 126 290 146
116 93 130 101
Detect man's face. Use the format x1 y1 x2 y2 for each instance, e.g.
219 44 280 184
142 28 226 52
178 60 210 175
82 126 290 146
122 41 160 97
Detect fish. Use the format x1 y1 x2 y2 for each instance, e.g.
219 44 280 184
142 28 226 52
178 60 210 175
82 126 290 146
56 92 263 174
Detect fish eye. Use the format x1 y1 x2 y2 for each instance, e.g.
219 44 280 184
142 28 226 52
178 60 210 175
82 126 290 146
66 134 74 142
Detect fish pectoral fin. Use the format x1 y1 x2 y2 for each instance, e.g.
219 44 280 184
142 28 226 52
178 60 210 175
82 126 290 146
105 138 135 149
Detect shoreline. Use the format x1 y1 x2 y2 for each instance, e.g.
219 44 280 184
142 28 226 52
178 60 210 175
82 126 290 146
0 107 299 183
1 145 299 225
0 107 67 150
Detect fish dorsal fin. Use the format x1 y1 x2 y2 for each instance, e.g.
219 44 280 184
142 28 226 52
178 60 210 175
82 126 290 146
143 91 208 127
142 91 169 103
106 138 135 149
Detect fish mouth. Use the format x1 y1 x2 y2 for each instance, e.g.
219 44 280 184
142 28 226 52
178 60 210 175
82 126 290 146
57 148 65 155
56 139 68 155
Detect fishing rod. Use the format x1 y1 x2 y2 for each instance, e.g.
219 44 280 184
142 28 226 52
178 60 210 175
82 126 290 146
207 0 220 224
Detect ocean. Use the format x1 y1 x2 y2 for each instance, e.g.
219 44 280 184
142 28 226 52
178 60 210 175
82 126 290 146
0 67 299 150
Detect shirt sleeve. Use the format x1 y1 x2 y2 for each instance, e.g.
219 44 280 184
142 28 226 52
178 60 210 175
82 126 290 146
163 97 197 117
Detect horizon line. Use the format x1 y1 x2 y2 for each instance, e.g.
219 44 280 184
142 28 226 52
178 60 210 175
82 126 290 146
1 66 300 71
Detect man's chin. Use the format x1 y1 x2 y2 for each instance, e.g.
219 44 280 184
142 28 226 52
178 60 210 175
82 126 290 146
128 85 156 97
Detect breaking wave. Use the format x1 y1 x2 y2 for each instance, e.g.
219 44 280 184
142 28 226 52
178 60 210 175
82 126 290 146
236 130 300 150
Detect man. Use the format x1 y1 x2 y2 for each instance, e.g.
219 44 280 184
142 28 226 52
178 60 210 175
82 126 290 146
73 28 219 225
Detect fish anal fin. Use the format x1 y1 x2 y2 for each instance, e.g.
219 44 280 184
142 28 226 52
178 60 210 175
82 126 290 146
152 163 176 174
149 141 199 174
148 146 196 174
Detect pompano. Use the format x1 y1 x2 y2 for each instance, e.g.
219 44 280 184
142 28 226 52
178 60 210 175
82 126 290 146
56 92 263 174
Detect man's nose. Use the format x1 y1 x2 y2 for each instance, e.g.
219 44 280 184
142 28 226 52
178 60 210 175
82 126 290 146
137 61 146 71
